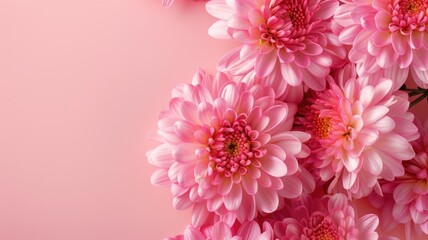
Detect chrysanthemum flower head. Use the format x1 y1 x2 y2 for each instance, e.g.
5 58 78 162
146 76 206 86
147 69 315 227
273 193 380 240
166 220 274 240
334 0 428 89
296 65 419 199
387 119 428 236
206 0 346 92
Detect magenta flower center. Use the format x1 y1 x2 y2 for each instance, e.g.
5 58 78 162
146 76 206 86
389 0 428 33
399 0 427 15
304 213 339 240
209 114 262 177
259 0 317 49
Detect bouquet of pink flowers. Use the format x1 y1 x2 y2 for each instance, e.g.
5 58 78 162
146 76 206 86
149 0 428 239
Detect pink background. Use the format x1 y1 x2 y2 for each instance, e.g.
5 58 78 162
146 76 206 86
0 0 426 239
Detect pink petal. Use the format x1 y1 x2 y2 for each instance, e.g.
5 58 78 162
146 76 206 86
197 102 214 125
173 195 193 210
255 51 277 78
191 203 211 227
151 169 170 186
161 0 174 8
372 79 392 103
237 92 254 114
359 85 374 107
374 11 391 30
302 43 323 56
213 222 233 239
377 46 398 68
363 149 383 175
316 0 338 19
412 48 428 70
184 225 205 240
224 183 243 211
221 83 239 107
277 50 295 63
371 116 395 133
281 63 302 86
248 9 264 26
339 25 362 45
293 51 310 68
373 0 389 11
362 106 389 125
383 66 407 90
181 101 200 124
255 187 279 213
209 20 232 39
392 204 411 223
263 105 287 132
357 128 379 146
375 134 415 160
370 31 392 47
242 176 258 195
334 4 355 27
393 183 416 204
410 68 428 89
391 32 407 55
410 31 424 49
398 50 413 68
357 214 379 233
342 154 359 173
173 143 198 163
218 177 234 195
271 133 302 155
148 144 173 168
237 221 262 240
228 16 252 30
207 195 223 212
410 205 428 224
279 176 303 199
342 170 357 190
205 0 235 19
174 121 197 142
260 156 288 177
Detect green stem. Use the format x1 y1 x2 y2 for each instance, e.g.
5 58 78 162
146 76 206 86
410 90 428 108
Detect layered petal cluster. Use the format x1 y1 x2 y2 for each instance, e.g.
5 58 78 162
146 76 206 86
206 0 346 92
147 69 315 227
296 69 419 198
334 0 428 89
273 193 379 239
166 220 274 240
389 120 428 234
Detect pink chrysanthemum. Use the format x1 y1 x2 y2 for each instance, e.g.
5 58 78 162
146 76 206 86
273 193 380 240
206 0 345 92
296 65 419 198
334 0 428 89
147 69 315 227
387 119 428 235
166 220 274 240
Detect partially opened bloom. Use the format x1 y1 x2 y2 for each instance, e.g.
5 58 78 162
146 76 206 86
388 119 428 236
273 193 380 239
147 69 315 227
296 66 419 198
206 0 345 92
166 220 274 240
334 0 428 89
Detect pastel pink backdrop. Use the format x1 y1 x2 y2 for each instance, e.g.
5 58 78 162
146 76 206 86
0 0 426 239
